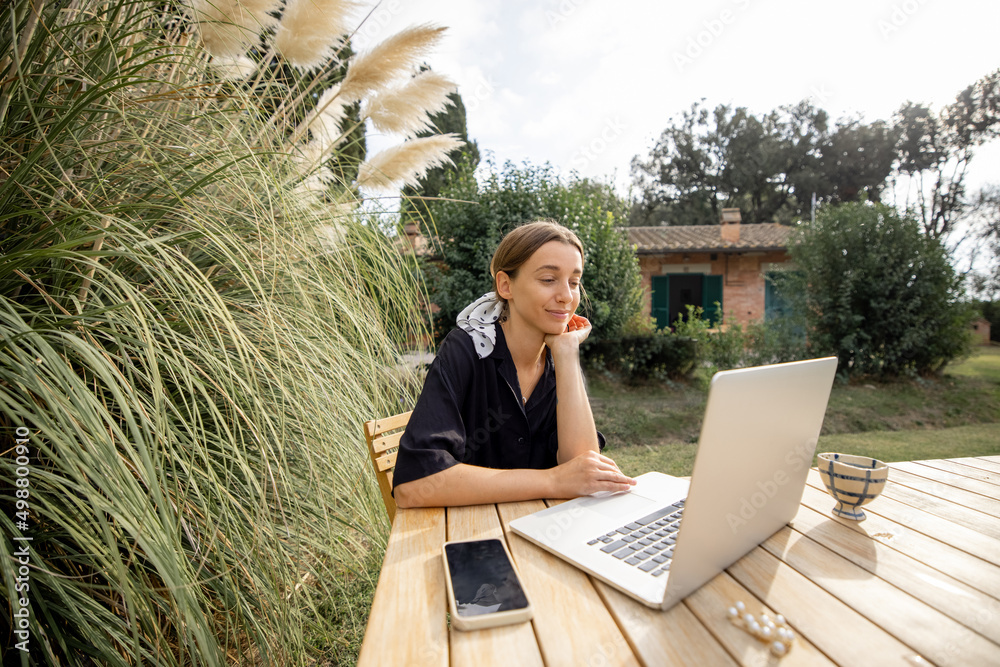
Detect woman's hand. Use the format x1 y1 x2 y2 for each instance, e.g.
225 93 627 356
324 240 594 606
544 314 592 359
548 450 636 498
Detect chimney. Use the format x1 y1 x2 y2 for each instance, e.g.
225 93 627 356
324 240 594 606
403 221 424 253
721 208 741 244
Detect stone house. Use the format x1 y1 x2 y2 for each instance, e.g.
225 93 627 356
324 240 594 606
972 318 992 346
626 209 795 329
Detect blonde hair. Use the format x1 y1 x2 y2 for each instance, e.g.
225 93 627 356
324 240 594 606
490 220 585 304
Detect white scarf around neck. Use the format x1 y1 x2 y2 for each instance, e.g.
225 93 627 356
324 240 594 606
456 291 505 359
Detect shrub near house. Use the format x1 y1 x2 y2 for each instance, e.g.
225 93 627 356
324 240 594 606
774 202 975 378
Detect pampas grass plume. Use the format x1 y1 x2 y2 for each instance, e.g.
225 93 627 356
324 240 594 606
211 54 258 80
364 70 457 137
357 133 463 192
290 140 328 177
275 0 359 71
190 0 279 58
340 24 447 102
293 167 335 198
297 83 349 147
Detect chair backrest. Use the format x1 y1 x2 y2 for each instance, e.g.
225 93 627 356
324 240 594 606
363 411 412 522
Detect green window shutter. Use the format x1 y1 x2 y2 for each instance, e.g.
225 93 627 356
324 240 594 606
764 273 782 321
702 275 723 326
651 275 670 329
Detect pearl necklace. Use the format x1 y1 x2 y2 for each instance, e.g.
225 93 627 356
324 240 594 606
727 600 795 657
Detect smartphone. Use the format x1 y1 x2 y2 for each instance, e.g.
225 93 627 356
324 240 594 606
442 538 533 631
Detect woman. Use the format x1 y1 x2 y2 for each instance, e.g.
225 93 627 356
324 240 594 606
392 220 635 508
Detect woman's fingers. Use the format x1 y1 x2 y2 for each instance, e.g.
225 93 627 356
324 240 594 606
553 451 635 498
598 454 630 477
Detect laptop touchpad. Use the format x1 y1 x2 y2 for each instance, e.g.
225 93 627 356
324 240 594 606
576 491 658 519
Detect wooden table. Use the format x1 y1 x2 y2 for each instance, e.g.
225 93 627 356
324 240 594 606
358 456 1000 666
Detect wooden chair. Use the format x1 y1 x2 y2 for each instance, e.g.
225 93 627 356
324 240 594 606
363 411 412 523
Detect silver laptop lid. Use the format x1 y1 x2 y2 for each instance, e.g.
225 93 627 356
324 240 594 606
662 356 838 607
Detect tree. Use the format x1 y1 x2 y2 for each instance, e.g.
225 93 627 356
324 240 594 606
775 202 975 378
967 184 1000 299
795 117 898 205
891 68 1000 239
421 160 643 341
401 75 481 221
630 100 896 227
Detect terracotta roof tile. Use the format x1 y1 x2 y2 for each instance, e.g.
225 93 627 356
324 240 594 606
625 223 793 253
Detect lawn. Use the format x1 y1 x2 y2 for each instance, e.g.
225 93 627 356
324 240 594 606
597 346 1000 477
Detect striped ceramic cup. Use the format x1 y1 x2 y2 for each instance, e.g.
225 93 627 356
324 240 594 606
817 452 889 521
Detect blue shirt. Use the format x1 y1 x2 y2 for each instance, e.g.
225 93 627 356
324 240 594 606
392 324 604 489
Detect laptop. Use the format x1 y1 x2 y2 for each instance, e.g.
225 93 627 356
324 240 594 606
509 356 838 609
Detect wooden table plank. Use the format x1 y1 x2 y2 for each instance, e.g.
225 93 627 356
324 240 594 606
446 505 544 667
591 578 739 667
788 499 1000 644
910 458 1000 487
761 524 1000 666
497 501 641 667
357 508 448 667
799 482 1000 600
806 471 1000 567
880 477 1000 541
950 456 1000 476
682 571 835 667
887 463 1000 517
727 545 919 666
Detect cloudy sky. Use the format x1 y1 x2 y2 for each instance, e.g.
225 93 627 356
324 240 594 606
355 0 1000 196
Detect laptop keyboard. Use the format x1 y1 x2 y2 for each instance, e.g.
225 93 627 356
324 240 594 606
586 500 685 577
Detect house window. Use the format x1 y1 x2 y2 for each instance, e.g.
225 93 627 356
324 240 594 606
651 274 723 329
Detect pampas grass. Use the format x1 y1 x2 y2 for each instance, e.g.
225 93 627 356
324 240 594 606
364 69 457 137
187 3 463 206
357 133 463 191
0 2 431 664
340 23 447 102
190 0 279 58
210 52 257 79
274 0 360 71
296 82 349 147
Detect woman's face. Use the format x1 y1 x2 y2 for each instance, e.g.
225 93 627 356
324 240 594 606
498 240 583 336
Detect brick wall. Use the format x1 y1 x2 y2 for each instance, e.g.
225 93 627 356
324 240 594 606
637 250 792 327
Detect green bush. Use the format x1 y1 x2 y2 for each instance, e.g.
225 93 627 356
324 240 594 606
418 160 643 341
668 306 808 375
581 333 699 384
741 315 810 367
774 202 975 377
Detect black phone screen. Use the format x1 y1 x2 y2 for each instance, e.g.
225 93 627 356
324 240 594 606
444 539 529 617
